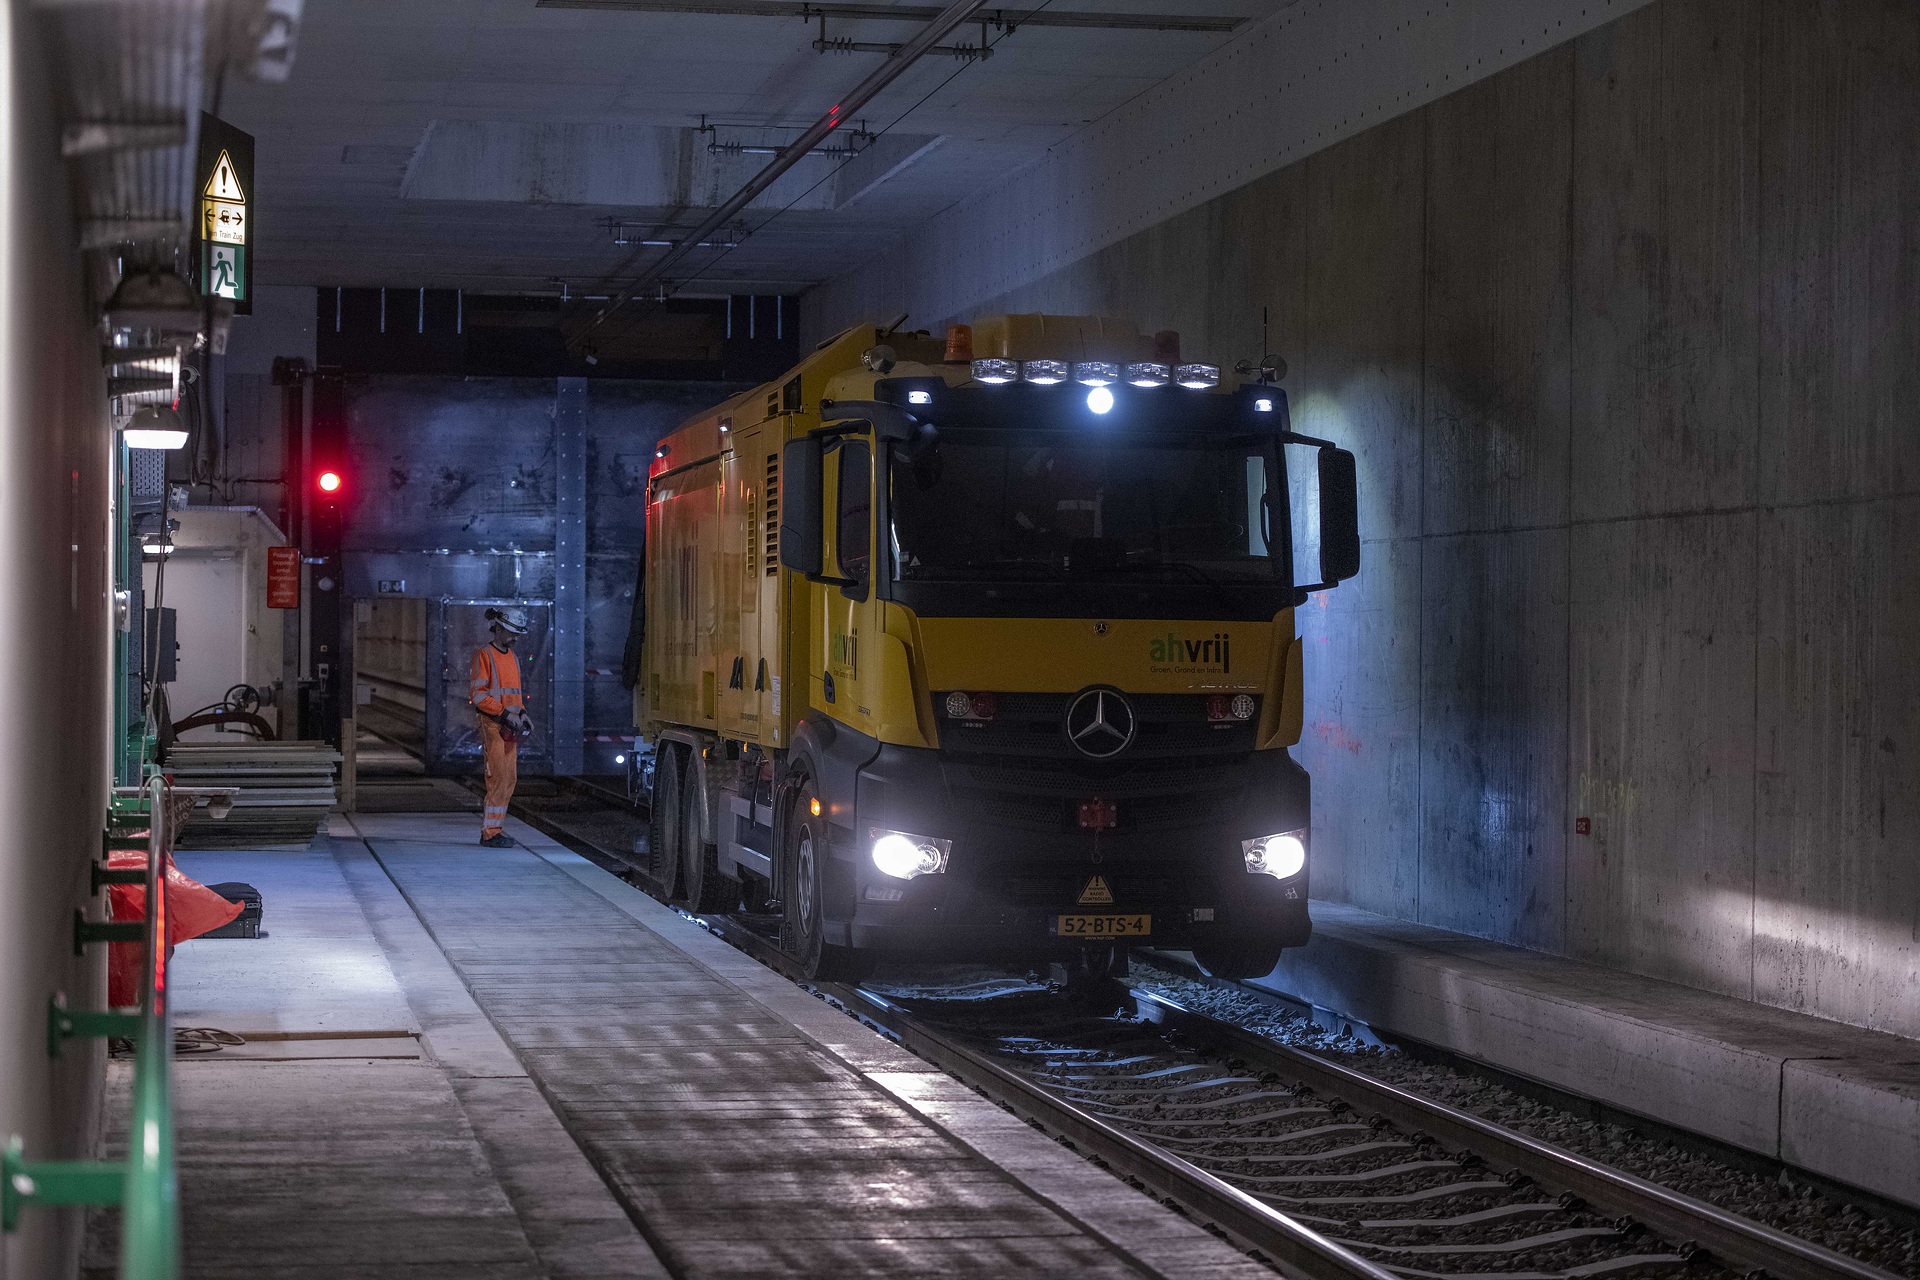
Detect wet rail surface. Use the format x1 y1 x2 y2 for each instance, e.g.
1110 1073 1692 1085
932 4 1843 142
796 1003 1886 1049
510 789 1903 1280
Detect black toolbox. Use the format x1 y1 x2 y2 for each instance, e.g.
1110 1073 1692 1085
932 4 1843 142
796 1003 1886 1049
204 882 263 938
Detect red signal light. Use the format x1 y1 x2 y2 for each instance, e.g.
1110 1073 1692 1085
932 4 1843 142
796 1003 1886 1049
317 470 342 493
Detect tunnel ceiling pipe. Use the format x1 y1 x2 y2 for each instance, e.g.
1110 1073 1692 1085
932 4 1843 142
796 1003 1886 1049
575 0 995 343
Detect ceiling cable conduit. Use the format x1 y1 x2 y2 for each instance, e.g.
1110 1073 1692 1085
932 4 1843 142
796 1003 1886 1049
536 0 1243 34
812 11 992 60
576 0 995 341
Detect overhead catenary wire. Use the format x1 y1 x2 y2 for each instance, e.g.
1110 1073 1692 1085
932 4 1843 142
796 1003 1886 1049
580 0 1058 347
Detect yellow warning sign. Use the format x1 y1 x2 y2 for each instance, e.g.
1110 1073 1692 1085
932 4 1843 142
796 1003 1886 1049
1077 875 1114 906
203 150 246 201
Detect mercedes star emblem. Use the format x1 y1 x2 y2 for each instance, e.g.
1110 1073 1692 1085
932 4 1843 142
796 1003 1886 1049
1065 687 1137 759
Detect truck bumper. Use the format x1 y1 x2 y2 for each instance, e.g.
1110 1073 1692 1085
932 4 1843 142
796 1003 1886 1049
826 743 1312 958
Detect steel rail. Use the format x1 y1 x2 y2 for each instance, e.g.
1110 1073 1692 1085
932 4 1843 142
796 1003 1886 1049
1127 988 1901 1280
574 0 995 339
687 913 1391 1278
830 982 1399 1280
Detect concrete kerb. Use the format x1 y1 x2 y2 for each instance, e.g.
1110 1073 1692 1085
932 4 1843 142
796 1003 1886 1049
1248 902 1920 1211
506 817 1272 1279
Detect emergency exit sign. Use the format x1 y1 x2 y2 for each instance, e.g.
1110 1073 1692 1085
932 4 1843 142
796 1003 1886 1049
267 546 300 609
196 115 254 314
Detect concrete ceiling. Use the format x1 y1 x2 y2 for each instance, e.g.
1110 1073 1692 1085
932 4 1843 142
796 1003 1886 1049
224 0 1290 299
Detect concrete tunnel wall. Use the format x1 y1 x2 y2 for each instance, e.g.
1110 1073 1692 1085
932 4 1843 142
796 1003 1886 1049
0 3 116 1276
803 0 1920 1040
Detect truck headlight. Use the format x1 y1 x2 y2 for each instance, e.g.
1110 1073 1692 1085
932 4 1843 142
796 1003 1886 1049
1241 829 1306 879
870 828 951 879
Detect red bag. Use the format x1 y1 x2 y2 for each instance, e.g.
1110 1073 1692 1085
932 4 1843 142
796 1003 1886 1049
107 847 244 1007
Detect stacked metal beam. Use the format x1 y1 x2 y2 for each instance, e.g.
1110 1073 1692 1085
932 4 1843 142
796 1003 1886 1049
170 743 341 849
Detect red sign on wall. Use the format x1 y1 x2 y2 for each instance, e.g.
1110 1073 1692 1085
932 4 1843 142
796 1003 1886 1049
267 546 300 609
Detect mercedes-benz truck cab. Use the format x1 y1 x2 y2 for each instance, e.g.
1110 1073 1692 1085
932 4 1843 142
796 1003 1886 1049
636 315 1359 980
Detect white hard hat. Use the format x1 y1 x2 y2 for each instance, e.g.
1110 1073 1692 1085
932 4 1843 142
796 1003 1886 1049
487 606 531 635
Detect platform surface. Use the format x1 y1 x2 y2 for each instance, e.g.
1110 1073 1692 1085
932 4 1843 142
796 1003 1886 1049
1252 901 1920 1211
91 812 1265 1279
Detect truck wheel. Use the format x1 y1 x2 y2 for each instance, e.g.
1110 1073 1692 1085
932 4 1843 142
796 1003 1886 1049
1191 941 1283 982
649 746 683 898
679 766 738 914
781 779 868 982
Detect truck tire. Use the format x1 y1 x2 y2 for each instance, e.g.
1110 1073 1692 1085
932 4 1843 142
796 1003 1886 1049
1191 941 1283 982
679 763 738 914
650 745 683 897
781 777 867 982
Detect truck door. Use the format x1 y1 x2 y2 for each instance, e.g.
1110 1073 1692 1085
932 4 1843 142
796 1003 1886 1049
817 431 881 738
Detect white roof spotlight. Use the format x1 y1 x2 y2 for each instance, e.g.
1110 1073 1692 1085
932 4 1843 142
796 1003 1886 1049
1073 361 1118 386
971 358 1019 384
1086 386 1115 415
1124 361 1171 388
122 403 189 450
1175 362 1220 389
1021 359 1070 385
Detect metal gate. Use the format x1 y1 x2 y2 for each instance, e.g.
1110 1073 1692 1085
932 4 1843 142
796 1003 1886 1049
424 598 554 775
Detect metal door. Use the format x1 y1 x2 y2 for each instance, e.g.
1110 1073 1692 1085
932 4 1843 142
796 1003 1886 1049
425 598 554 775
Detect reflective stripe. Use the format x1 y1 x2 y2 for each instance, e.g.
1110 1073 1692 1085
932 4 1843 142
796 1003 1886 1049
472 647 525 711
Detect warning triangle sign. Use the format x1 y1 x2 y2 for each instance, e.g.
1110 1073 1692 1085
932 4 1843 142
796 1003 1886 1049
203 150 245 201
1077 875 1114 906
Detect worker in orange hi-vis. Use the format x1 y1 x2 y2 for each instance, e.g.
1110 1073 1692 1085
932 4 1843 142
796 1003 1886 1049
471 606 533 847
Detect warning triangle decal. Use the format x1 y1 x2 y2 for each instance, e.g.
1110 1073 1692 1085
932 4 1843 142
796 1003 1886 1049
1077 875 1113 906
203 150 245 201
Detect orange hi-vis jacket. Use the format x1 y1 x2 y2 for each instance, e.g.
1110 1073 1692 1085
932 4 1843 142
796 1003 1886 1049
470 644 524 718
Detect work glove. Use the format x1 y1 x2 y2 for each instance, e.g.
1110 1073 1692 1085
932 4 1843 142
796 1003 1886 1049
512 710 534 739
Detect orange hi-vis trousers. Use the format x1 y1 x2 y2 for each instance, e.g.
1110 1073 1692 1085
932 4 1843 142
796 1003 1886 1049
480 717 518 838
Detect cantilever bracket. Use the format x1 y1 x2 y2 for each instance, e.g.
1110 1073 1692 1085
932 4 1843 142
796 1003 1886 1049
72 909 142 956
46 994 140 1060
1 1136 123 1233
92 860 147 894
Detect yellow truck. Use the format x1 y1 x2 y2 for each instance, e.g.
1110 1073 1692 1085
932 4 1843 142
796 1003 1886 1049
635 314 1358 980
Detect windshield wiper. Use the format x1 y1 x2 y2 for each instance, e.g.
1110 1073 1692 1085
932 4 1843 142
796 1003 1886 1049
912 558 1066 580
1112 559 1223 586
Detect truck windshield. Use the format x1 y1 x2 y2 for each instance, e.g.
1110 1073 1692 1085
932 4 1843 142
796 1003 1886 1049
889 432 1281 585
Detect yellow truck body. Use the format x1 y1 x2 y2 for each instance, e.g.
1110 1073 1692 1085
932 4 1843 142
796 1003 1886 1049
636 315 1357 979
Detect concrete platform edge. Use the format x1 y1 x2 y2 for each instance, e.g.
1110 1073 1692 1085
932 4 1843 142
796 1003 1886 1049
1250 902 1920 1210
332 823 676 1280
516 826 1271 1279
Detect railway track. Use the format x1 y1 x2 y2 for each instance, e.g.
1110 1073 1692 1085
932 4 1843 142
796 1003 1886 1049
714 920 1897 1280
512 793 1902 1280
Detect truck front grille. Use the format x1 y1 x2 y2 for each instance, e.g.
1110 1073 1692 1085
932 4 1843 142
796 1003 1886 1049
941 755 1244 833
936 691 1258 760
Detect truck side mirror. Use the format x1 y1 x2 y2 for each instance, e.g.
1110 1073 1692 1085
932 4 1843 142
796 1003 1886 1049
1318 447 1359 584
779 437 823 576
